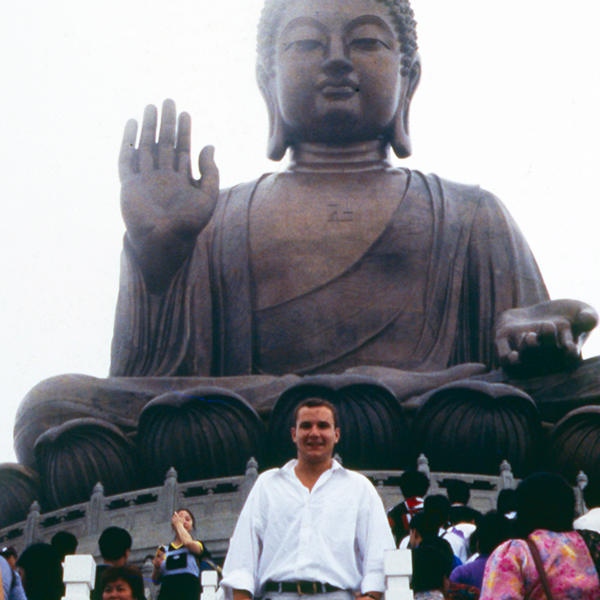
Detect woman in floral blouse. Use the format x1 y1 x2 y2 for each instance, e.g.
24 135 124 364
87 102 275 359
480 472 600 600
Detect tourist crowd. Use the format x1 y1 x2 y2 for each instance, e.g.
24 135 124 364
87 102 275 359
3 400 600 600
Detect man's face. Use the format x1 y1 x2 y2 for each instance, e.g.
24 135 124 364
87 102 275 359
273 0 404 144
291 405 340 464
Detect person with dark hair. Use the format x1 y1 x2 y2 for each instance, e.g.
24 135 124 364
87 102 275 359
388 469 429 545
221 400 394 600
423 495 469 564
481 472 600 600
51 530 78 562
575 479 600 534
152 508 208 600
92 527 134 600
17 542 64 600
411 544 452 600
0 547 18 571
450 511 511 590
100 565 146 600
496 489 518 520
447 480 480 527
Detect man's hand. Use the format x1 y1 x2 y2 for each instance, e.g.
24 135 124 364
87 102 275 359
119 98 219 290
355 592 381 600
495 299 598 375
233 589 252 600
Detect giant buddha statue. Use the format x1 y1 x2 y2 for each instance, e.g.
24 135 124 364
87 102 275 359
8 0 600 515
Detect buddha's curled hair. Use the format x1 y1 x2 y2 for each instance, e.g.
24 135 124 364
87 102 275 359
256 0 418 78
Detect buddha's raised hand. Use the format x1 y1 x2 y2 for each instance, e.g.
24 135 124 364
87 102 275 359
495 299 598 375
119 99 219 291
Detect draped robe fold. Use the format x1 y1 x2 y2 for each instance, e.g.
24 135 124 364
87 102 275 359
110 170 548 378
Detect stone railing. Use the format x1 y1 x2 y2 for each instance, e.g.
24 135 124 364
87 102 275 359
0 455 590 565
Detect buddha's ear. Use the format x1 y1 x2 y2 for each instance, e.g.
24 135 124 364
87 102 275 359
257 65 287 161
391 56 421 159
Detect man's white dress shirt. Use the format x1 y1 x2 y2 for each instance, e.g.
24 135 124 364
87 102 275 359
220 459 395 598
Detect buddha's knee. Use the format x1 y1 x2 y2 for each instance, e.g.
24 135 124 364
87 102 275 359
137 387 266 485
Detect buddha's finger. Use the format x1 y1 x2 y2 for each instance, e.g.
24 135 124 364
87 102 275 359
557 321 577 354
139 104 158 171
574 306 599 335
536 320 558 348
158 99 177 169
198 145 219 196
495 336 515 365
176 112 192 176
119 119 138 179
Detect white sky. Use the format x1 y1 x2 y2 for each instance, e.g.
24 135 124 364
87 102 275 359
1 1 599 464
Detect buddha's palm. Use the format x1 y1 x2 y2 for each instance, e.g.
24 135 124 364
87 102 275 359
119 99 219 289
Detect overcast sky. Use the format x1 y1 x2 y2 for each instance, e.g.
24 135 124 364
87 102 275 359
1 0 599 464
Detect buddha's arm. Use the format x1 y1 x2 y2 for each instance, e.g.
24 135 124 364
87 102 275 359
495 299 598 375
119 99 219 293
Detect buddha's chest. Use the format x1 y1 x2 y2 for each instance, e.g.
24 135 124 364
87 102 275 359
249 171 410 309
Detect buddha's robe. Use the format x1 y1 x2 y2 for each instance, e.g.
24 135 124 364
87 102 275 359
110 170 548 378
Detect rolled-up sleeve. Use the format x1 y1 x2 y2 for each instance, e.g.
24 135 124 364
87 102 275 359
357 484 396 593
220 480 264 600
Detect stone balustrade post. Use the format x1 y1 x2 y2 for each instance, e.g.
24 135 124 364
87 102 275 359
142 557 157 600
87 482 105 534
384 548 413 600
499 460 515 490
240 457 258 504
24 500 40 545
158 467 178 520
63 554 96 600
417 454 437 494
201 570 219 600
576 470 589 517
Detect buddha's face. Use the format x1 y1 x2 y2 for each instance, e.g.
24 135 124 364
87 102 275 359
272 0 406 145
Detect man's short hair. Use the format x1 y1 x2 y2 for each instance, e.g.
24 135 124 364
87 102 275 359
411 543 452 593
293 398 339 427
476 511 511 555
98 527 132 561
424 494 451 528
446 479 470 505
409 511 438 540
50 531 78 560
399 470 429 498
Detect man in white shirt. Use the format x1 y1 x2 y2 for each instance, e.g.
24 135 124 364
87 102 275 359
220 398 395 600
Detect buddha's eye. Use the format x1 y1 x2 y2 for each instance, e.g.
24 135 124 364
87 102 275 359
349 37 390 51
284 39 325 52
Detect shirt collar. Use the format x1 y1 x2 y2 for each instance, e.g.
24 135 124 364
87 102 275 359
281 458 342 473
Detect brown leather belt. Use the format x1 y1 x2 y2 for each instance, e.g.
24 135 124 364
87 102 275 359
264 581 343 594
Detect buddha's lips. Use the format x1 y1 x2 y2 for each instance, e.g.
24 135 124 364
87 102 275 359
318 79 359 99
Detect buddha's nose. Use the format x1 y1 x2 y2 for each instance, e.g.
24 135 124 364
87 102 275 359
322 38 353 76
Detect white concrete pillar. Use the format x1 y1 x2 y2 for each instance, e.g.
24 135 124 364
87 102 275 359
62 554 96 600
201 570 219 600
384 548 413 600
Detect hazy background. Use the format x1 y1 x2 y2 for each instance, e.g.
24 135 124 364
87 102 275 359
1 0 599 463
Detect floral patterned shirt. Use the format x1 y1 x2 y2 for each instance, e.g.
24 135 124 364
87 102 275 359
480 529 600 600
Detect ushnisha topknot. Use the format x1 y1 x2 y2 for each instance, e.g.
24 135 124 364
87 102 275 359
257 0 418 78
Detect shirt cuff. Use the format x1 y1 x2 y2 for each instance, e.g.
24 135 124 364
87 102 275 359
361 573 385 593
220 570 256 600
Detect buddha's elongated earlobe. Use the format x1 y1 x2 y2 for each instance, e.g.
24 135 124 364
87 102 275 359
257 66 288 161
391 58 421 159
